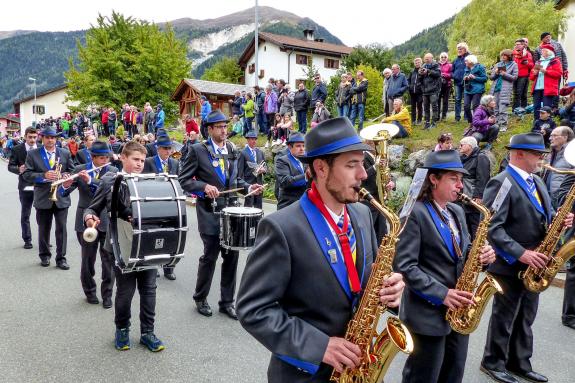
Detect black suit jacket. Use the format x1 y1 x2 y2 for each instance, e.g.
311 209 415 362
75 148 91 165
61 163 118 232
146 142 157 158
143 155 179 175
394 200 471 336
22 147 75 209
178 141 250 235
8 143 34 190
237 146 265 185
275 153 306 210
237 199 376 382
484 166 553 277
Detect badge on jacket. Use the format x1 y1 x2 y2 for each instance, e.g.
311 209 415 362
328 248 338 263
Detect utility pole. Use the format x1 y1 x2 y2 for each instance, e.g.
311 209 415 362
28 77 37 126
254 0 259 87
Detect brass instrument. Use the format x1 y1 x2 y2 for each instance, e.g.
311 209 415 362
359 123 399 202
83 221 99 243
520 162 575 292
252 160 267 177
49 162 111 202
170 151 182 160
446 193 503 334
330 187 413 383
48 159 63 202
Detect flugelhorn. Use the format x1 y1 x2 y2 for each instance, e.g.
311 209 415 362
252 160 266 177
83 221 99 242
49 162 111 202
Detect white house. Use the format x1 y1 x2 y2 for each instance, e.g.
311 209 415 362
13 85 79 134
558 0 575 85
238 30 353 89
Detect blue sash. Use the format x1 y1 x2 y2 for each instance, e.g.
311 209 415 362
154 154 166 173
424 201 459 262
207 139 226 186
287 152 306 187
506 166 549 223
83 149 92 164
244 146 256 163
40 147 60 170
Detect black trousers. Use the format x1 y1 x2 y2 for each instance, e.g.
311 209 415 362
36 205 68 263
244 195 263 209
409 92 423 123
464 93 482 123
423 92 440 123
513 76 530 109
402 331 469 383
482 273 539 373
438 83 452 119
193 233 239 308
563 262 575 326
76 231 114 300
19 189 34 243
114 267 157 333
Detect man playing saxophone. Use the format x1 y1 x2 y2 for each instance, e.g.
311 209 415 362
393 150 495 383
481 133 573 383
236 118 405 382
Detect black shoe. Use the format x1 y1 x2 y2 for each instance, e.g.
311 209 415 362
103 297 113 309
164 272 176 281
508 370 548 383
563 321 575 330
40 259 50 267
86 295 99 305
480 365 518 383
423 122 431 130
429 122 437 129
24 242 33 249
195 300 212 317
56 261 70 270
219 305 238 320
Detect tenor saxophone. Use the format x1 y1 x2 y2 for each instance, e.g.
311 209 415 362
446 193 503 334
330 188 413 383
520 164 575 292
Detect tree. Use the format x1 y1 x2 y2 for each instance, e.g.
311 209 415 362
201 57 243 84
357 64 384 120
343 43 394 73
65 12 191 122
447 0 568 67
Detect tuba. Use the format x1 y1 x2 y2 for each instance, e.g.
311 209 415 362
330 187 413 383
446 193 503 334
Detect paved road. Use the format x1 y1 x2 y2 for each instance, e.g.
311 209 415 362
0 164 573 383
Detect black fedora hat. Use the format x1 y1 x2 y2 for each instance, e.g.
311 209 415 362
505 132 550 153
89 141 112 156
298 117 371 163
40 127 59 137
156 135 174 147
422 150 469 175
205 110 229 125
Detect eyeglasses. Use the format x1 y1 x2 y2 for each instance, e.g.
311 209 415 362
212 124 228 129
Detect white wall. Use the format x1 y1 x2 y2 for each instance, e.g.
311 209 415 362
19 88 78 134
243 43 343 88
560 1 575 84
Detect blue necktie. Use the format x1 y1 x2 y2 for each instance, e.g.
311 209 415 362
526 176 542 206
337 215 356 263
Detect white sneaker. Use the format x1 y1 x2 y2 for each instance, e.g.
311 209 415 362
264 142 269 148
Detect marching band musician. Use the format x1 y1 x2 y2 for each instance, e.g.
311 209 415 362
60 141 117 308
237 118 405 382
178 110 263 320
237 130 266 209
8 126 38 249
75 134 95 165
143 135 179 280
393 150 496 383
275 132 307 210
480 133 573 383
84 141 165 352
22 127 75 270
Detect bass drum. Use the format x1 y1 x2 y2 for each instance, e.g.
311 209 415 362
110 173 187 273
220 206 263 250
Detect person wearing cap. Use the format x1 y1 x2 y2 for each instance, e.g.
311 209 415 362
143 135 180 280
533 32 568 80
480 133 573 383
394 150 495 383
75 134 96 165
531 106 556 147
237 117 405 381
237 131 266 209
275 132 307 210
530 43 563 122
179 110 263 320
23 127 76 269
60 141 117 307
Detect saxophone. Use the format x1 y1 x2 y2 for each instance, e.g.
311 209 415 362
521 164 575 293
446 193 503 334
330 187 413 383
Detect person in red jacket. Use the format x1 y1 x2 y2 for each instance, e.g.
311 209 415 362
513 38 534 110
530 44 562 123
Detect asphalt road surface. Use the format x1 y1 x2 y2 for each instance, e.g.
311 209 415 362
0 164 573 382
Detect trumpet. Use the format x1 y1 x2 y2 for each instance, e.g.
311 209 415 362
83 221 99 242
49 162 111 202
48 159 63 202
252 160 266 177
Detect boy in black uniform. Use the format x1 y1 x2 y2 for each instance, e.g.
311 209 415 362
84 141 165 352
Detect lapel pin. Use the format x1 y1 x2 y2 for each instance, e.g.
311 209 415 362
328 248 338 264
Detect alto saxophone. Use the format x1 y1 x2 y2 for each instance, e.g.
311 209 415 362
521 164 575 292
330 188 413 383
446 193 503 334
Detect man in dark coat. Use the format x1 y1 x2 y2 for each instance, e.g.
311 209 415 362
275 133 307 210
237 117 405 382
420 53 442 130
237 131 266 209
407 58 424 125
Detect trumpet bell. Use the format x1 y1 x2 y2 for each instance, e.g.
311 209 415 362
83 227 98 243
359 123 400 141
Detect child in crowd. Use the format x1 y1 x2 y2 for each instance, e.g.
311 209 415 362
434 132 453 151
229 115 243 138
531 106 556 146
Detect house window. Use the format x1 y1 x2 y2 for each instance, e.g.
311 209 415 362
248 63 255 74
258 69 265 79
296 54 310 65
324 58 339 69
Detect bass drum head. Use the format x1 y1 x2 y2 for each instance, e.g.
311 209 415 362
221 206 262 216
117 218 134 268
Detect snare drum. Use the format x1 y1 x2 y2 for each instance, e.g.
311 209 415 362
110 173 188 273
220 206 263 250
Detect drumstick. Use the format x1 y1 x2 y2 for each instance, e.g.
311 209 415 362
244 183 267 199
218 187 244 195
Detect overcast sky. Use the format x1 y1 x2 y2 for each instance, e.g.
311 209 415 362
4 0 471 46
